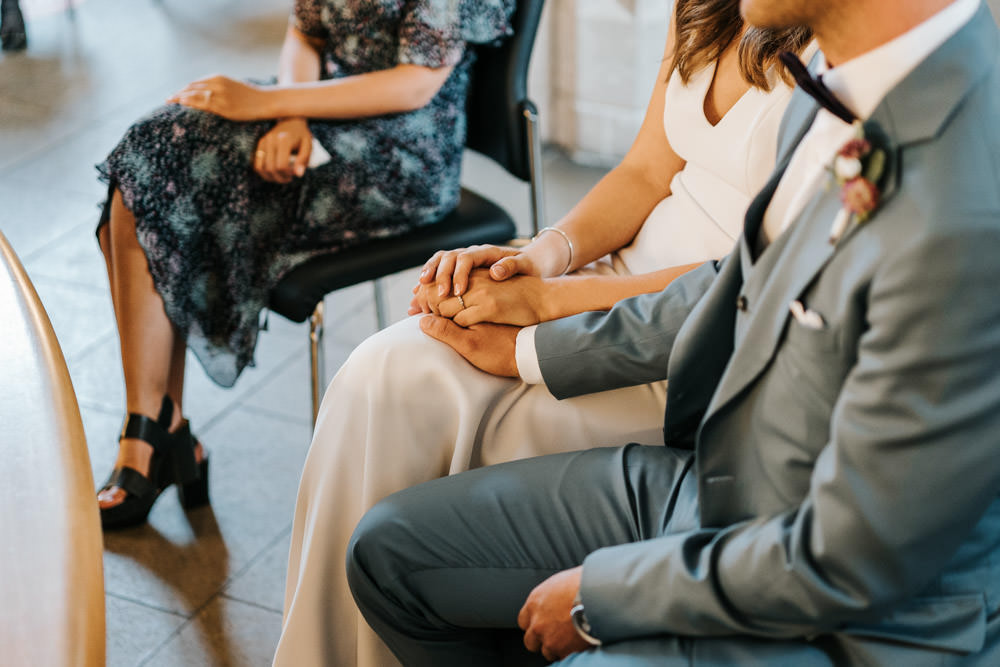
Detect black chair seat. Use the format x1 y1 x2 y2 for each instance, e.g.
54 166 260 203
269 187 518 323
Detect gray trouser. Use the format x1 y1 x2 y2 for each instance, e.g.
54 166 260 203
346 443 975 666
346 444 842 665
345 444 703 666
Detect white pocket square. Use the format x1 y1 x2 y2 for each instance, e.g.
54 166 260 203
789 300 826 330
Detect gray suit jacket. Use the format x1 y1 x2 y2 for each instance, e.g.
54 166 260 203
535 4 1000 663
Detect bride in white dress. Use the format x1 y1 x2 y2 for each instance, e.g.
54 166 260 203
274 2 814 665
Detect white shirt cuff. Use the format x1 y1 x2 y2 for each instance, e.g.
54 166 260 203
515 325 544 385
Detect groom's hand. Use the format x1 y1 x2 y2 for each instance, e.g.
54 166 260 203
419 315 519 377
518 566 590 662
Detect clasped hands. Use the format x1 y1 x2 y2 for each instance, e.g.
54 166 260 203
410 244 554 378
409 244 550 327
168 75 313 184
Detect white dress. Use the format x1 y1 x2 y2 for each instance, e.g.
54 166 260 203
273 61 796 667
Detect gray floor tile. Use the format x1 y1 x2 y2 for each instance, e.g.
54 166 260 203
105 594 186 667
240 355 314 425
0 93 55 170
244 334 357 422
67 337 125 414
29 274 114 358
0 178 103 259
68 318 304 428
223 530 292 615
143 596 283 667
178 336 303 433
22 220 109 289
101 408 311 616
79 403 122 488
543 147 608 221
3 104 155 200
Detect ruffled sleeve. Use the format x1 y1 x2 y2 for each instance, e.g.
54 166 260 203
398 0 515 68
292 0 328 40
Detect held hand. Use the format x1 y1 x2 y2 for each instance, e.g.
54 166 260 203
409 280 445 316
418 316 519 377
416 245 531 301
168 75 271 122
433 269 548 327
518 566 590 662
254 118 313 184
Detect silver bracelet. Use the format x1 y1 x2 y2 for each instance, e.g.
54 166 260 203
532 226 575 276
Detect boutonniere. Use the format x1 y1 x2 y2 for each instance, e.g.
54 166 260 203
827 120 887 244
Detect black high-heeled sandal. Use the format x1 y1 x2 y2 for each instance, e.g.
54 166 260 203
171 418 210 511
0 0 27 52
99 397 210 530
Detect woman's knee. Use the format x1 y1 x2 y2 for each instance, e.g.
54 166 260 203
332 317 464 396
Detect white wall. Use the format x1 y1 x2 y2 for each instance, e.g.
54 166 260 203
530 0 672 167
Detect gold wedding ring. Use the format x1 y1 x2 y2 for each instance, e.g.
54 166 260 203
456 294 466 310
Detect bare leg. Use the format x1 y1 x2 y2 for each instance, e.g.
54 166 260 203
97 190 194 509
167 333 186 416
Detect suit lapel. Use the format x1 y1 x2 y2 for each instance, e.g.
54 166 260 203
702 191 845 421
662 94 820 444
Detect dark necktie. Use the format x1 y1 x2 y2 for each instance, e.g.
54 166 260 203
779 51 858 124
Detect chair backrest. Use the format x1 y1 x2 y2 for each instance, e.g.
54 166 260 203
464 0 546 182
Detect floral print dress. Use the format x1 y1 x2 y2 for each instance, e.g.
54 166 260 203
97 0 514 387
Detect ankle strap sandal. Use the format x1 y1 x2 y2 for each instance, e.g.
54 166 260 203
99 397 209 530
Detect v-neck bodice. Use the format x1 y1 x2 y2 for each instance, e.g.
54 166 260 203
615 55 807 276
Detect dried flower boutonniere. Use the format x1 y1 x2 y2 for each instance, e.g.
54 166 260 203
828 121 886 244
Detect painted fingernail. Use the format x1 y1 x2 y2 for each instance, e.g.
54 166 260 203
453 285 461 295
438 285 447 296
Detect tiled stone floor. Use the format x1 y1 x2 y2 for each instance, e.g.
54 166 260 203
0 1 606 664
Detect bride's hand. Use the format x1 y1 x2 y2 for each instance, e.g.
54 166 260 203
433 269 550 327
414 244 542 304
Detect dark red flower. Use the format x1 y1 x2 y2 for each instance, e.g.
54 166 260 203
837 138 871 160
840 177 879 218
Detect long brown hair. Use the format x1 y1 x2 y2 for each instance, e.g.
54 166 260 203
672 0 812 90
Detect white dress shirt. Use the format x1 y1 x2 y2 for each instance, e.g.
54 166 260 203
517 0 979 385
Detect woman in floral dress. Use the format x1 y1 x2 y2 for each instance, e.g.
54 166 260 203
95 0 515 530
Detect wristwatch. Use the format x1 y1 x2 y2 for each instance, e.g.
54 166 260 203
570 593 603 647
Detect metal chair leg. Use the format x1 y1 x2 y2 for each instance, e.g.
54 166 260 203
373 278 389 330
523 103 546 236
308 300 325 428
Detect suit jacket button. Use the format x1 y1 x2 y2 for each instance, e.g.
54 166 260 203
736 295 748 311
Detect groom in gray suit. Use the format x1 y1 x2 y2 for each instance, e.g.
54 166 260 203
347 0 1000 664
